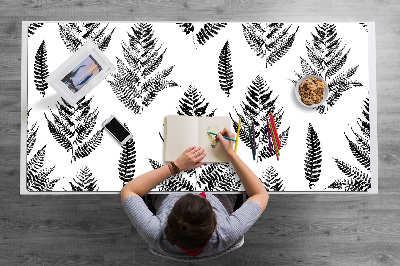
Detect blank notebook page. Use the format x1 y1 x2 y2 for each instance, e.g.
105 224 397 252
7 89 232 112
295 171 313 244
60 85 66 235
164 116 198 162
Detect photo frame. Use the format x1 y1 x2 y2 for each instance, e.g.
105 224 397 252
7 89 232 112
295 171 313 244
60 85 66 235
46 40 115 105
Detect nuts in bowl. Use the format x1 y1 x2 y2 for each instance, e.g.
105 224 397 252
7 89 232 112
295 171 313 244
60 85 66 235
295 75 329 107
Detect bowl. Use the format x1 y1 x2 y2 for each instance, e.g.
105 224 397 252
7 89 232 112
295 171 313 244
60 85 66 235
294 75 329 108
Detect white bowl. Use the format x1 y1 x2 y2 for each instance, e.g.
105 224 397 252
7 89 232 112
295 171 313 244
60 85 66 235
295 75 329 108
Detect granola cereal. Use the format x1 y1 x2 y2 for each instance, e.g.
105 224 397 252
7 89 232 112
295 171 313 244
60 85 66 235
299 77 326 105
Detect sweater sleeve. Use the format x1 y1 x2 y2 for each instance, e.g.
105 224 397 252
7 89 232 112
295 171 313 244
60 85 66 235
218 200 262 247
123 195 162 245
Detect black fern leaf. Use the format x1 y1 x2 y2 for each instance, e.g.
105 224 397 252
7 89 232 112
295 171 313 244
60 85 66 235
58 23 115 52
45 96 103 163
27 145 46 175
329 159 371 191
74 107 99 145
304 123 322 189
346 98 370 169
69 166 99 191
28 23 43 37
148 158 162 169
177 23 195 35
260 166 285 191
26 109 58 191
230 75 289 161
328 98 371 191
119 124 136 186
27 109 38 156
27 145 58 191
358 98 370 138
359 23 368 32
44 113 73 152
197 163 240 191
292 23 364 114
27 166 58 192
345 133 370 170
148 159 194 191
177 85 216 116
177 23 226 46
328 176 371 191
196 23 227 45
34 40 49 97
242 23 299 68
74 129 103 161
327 179 344 190
108 23 177 114
218 41 233 96
58 23 82 52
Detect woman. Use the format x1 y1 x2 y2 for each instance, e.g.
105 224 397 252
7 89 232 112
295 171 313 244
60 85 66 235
121 128 269 258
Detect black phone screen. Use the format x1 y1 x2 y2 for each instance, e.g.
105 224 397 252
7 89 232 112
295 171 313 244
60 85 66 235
105 118 130 142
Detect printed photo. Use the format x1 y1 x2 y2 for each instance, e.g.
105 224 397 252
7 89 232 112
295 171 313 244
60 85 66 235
62 55 103 93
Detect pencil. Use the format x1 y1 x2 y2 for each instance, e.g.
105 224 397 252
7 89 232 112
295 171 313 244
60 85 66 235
234 119 241 153
251 120 256 156
266 120 272 154
248 124 255 160
207 132 236 142
270 113 281 149
269 120 280 159
271 122 280 155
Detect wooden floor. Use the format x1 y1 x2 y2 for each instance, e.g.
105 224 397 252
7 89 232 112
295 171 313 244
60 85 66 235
1 1 400 265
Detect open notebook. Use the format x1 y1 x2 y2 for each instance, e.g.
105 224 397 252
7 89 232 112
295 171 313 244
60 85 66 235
164 115 232 162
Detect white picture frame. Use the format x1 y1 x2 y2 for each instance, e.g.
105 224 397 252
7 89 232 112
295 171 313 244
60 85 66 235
46 40 115 105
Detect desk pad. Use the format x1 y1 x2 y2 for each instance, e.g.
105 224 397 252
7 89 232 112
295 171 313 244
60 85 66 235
21 22 377 194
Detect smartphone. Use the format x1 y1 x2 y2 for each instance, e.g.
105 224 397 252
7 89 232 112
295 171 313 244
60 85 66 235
102 115 133 145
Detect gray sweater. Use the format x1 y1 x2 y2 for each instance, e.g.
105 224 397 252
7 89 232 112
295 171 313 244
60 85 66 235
123 192 261 257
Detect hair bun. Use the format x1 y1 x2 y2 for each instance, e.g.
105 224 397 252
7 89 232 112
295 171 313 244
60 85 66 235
177 219 188 231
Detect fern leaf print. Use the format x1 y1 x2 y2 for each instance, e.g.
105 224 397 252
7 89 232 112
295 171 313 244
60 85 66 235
242 23 299 68
27 109 38 156
69 166 99 191
27 109 59 191
27 145 59 192
359 23 369 32
177 85 216 117
197 163 240 191
328 159 371 191
329 98 371 191
149 159 194 191
119 124 136 186
73 129 103 161
108 23 177 114
260 166 285 191
177 23 195 35
304 123 322 189
177 23 227 46
34 40 49 97
196 23 227 45
292 23 364 114
28 23 43 37
58 23 115 52
218 41 233 97
44 96 103 163
230 75 289 161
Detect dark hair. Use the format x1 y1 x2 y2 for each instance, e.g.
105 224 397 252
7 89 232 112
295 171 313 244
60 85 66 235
165 194 217 250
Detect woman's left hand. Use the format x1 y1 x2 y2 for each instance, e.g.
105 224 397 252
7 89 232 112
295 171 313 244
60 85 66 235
174 146 207 172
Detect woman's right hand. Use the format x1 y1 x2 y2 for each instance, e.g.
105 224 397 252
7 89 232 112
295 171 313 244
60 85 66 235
215 127 236 157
